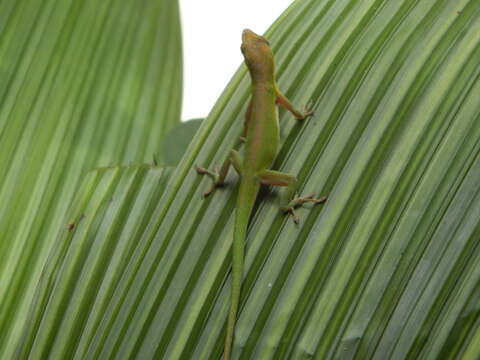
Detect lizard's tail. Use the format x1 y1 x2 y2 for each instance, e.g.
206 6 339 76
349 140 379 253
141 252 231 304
224 177 260 360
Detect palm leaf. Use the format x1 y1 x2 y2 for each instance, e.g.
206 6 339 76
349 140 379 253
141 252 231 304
16 165 173 359
0 0 182 358
16 0 480 358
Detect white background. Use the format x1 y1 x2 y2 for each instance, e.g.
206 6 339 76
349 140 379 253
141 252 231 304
179 0 295 121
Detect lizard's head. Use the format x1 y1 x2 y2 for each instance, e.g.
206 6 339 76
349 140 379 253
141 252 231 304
241 29 275 81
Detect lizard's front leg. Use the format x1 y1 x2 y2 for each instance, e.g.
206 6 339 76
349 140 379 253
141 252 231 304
196 150 243 197
259 169 326 224
275 88 314 121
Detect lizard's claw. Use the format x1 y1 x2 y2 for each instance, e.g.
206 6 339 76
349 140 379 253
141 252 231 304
294 100 315 120
283 207 300 225
295 194 327 205
203 187 215 198
195 165 208 175
300 101 315 120
195 164 223 197
303 109 314 118
282 194 326 224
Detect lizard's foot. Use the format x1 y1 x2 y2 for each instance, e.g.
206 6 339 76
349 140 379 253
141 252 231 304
195 165 224 197
298 101 314 120
281 194 327 224
282 206 301 224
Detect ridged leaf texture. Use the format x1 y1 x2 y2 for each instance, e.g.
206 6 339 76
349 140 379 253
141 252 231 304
16 0 480 358
16 165 173 359
0 0 182 358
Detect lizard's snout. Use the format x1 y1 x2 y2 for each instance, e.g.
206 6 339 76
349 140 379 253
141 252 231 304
242 29 257 43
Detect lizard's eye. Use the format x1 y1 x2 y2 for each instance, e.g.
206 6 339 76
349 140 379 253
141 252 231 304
258 36 270 46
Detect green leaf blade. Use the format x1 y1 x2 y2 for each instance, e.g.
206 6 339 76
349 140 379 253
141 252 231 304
0 0 182 357
15 0 480 359
16 165 173 359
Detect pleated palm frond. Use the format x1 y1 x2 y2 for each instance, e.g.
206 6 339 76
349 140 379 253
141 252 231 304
14 0 480 359
0 0 182 358
16 165 173 359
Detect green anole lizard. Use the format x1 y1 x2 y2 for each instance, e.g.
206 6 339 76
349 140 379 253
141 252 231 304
196 29 326 360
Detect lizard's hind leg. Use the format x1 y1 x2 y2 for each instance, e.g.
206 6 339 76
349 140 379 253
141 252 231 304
196 150 243 197
259 169 326 224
